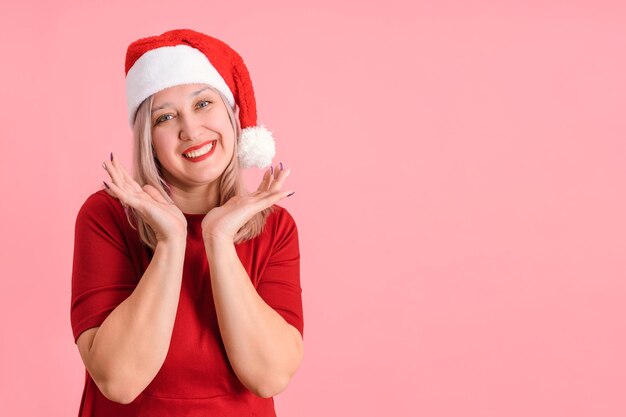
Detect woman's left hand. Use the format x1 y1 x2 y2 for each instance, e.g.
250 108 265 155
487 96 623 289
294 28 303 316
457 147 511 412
201 163 294 243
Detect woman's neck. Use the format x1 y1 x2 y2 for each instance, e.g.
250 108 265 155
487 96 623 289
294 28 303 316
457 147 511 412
167 181 220 215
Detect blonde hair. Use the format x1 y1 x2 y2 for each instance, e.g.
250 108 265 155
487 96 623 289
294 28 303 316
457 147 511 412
125 85 275 252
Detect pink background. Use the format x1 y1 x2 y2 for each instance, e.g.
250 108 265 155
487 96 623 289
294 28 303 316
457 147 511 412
1 1 625 416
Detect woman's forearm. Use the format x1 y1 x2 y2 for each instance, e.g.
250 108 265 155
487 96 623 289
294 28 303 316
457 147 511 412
87 237 187 404
204 237 304 398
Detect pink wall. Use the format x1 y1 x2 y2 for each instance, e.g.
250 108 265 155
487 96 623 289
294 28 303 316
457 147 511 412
1 1 625 416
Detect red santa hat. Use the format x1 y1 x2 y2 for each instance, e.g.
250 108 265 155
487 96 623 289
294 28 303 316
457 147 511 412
124 28 275 169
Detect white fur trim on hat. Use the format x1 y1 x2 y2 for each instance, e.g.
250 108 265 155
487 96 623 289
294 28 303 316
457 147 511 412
125 44 235 126
238 125 276 169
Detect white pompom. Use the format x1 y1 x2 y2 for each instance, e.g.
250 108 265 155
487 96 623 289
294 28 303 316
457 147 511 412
237 125 276 169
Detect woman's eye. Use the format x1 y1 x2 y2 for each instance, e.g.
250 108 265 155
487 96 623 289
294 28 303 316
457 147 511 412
154 114 172 125
197 100 211 108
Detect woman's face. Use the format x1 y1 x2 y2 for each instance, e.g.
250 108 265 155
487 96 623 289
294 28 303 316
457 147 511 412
150 83 235 189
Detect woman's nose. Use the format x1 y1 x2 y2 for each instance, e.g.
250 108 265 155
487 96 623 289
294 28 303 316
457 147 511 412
178 112 203 141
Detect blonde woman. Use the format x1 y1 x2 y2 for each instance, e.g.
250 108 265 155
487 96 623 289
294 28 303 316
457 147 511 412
70 29 303 416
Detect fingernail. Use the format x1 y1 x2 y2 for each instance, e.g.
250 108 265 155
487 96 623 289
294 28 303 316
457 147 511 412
280 162 284 171
270 165 274 175
287 191 295 197
103 181 110 189
110 152 113 162
102 162 107 170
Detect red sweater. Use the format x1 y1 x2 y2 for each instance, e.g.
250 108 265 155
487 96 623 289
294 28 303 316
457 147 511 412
70 190 304 416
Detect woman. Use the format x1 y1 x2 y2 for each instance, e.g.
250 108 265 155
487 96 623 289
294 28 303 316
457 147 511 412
70 29 304 417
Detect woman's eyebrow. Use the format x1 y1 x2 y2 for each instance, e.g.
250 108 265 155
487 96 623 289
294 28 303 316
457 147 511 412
152 87 212 114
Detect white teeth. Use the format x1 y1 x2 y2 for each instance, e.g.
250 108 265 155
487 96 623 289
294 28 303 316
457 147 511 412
184 141 214 158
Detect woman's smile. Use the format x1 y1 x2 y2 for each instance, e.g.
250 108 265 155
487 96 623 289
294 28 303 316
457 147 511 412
182 139 218 162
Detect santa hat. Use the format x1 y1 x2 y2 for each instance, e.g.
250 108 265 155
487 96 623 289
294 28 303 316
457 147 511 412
124 28 275 169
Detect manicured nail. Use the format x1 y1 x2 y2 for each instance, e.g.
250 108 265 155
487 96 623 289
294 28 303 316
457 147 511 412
287 191 295 197
270 165 274 175
280 162 284 171
103 181 110 189
110 152 113 162
102 162 107 170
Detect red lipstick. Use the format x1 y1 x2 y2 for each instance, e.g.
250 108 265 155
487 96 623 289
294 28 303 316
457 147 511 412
182 140 216 154
182 140 217 163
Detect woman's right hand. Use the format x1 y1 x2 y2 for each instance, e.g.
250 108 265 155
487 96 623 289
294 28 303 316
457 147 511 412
102 153 187 243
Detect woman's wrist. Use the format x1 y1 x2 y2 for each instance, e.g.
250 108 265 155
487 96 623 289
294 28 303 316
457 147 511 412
157 233 188 249
202 233 231 246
